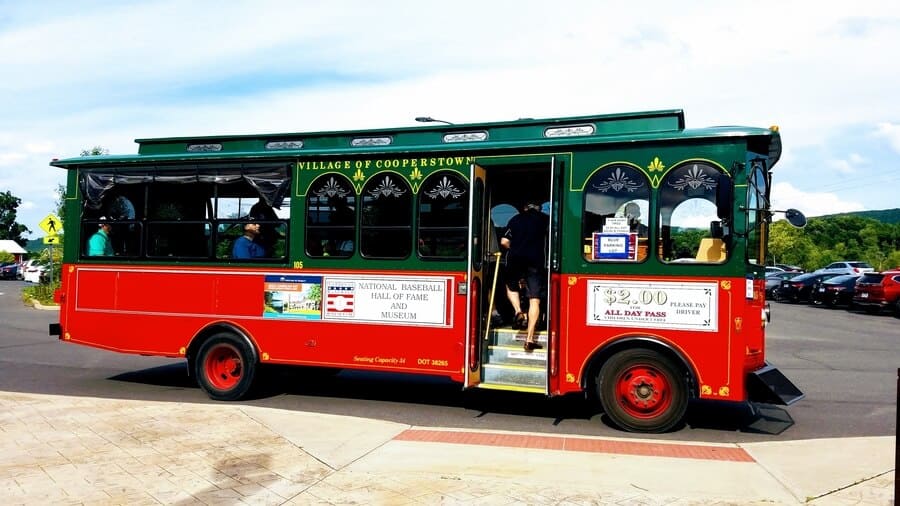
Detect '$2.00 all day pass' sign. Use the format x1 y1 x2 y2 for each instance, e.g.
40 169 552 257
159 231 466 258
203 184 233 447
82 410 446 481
587 280 718 332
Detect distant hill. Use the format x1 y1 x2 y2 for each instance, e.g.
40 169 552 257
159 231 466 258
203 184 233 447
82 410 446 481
25 238 62 253
819 208 900 224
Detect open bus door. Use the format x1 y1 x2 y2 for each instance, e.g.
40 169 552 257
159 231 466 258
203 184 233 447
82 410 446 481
466 156 559 394
464 163 487 387
545 156 563 388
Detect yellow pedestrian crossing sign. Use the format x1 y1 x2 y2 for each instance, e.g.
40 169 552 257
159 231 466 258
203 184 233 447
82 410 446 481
43 235 60 245
39 214 62 235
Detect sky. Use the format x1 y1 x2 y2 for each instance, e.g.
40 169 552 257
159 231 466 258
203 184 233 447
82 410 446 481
1 1 899 239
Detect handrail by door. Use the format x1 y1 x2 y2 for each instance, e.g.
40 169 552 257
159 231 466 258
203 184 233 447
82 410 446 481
483 252 502 340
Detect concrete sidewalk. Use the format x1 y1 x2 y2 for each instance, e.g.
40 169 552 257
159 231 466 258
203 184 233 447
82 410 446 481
0 392 894 505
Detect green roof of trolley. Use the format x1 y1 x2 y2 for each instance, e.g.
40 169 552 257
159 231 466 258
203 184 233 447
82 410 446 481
50 109 780 168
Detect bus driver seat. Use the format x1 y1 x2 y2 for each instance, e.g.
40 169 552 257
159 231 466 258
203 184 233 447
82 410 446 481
695 221 727 262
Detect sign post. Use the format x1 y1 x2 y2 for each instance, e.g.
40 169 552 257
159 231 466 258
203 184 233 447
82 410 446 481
38 214 62 286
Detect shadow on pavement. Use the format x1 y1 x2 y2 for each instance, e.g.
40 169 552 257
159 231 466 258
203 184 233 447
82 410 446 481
107 363 785 435
110 363 195 389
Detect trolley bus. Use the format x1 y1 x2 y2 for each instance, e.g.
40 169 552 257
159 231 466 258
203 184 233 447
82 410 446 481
50 108 805 433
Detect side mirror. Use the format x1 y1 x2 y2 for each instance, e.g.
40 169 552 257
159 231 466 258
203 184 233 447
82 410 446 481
715 173 732 220
784 208 807 228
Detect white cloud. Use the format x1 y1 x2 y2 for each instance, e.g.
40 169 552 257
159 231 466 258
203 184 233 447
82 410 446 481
771 182 865 218
874 122 900 153
0 152 27 167
828 153 868 174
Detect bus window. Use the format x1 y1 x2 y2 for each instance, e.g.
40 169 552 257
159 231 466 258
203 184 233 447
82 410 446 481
658 162 727 263
582 164 650 262
80 195 142 258
417 171 468 259
305 175 356 258
78 164 290 261
142 183 208 258
360 173 412 259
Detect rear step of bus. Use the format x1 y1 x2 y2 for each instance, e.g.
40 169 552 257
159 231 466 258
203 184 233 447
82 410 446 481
746 362 805 405
479 328 547 393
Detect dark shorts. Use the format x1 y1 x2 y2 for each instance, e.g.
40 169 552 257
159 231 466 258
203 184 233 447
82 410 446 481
504 264 545 299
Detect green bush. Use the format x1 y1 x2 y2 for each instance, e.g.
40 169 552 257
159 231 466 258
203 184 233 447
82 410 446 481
22 280 59 306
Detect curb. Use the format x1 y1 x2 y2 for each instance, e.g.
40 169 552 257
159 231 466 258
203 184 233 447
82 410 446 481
30 299 59 311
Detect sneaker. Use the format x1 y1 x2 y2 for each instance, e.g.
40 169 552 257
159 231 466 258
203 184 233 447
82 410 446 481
514 312 528 329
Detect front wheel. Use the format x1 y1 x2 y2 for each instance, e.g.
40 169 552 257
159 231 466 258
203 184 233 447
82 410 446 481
194 332 258 401
596 349 689 433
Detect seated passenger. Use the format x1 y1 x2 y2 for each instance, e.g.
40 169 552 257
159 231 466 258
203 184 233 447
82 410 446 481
232 218 266 259
87 218 114 256
249 197 279 255
623 202 648 236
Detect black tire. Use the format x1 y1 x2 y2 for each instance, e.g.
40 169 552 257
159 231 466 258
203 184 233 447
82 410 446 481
595 349 689 433
194 332 258 401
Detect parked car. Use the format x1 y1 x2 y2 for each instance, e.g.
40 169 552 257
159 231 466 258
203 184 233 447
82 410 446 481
774 263 804 273
0 262 18 280
765 271 801 300
852 270 900 315
778 272 840 303
22 262 48 283
815 261 875 275
809 274 860 307
17 259 35 280
765 266 785 274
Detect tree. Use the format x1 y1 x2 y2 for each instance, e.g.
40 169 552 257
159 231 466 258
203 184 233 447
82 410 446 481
769 220 817 269
80 146 109 156
0 191 30 247
55 183 66 225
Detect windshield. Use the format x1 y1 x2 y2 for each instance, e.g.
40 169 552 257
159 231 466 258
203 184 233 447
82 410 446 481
746 160 768 265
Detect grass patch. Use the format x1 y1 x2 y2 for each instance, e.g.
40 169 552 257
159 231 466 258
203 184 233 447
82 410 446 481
22 281 59 306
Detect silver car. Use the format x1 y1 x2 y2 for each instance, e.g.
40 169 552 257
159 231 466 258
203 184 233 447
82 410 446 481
815 261 875 275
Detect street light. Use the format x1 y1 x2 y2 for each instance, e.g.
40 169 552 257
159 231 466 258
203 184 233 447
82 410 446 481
415 116 454 125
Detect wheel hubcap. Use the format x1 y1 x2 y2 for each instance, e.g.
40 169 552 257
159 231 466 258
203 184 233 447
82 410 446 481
204 344 243 390
616 365 671 418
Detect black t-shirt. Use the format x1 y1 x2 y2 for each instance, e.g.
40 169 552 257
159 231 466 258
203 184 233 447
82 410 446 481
503 209 549 267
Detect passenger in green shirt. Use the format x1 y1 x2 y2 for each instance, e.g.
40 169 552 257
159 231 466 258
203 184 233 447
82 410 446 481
87 220 114 256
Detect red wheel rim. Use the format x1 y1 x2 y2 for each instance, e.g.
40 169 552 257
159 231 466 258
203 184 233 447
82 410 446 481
204 343 243 391
614 364 672 419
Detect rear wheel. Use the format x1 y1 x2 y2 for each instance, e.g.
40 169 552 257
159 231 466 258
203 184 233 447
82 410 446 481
596 349 689 433
195 333 257 401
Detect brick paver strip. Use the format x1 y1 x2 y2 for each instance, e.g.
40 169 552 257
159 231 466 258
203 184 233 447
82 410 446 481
394 429 755 462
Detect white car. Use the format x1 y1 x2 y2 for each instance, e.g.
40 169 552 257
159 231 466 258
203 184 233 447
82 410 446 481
22 263 47 283
16 260 33 280
815 261 875 275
